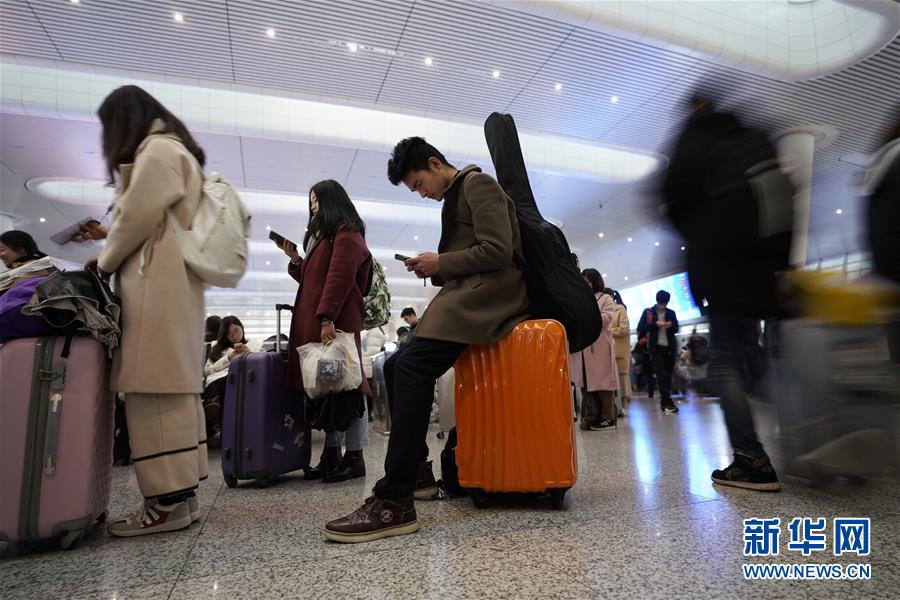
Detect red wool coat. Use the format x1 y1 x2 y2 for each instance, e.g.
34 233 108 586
287 226 372 396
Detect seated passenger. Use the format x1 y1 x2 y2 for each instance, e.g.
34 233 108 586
203 316 261 432
324 136 528 543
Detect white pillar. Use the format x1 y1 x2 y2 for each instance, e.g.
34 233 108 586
776 131 816 267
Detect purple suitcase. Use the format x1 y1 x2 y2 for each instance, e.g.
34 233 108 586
221 306 310 487
0 337 113 549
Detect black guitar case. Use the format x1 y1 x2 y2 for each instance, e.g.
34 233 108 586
483 112 602 353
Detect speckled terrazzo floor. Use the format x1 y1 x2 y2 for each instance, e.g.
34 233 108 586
2 394 898 600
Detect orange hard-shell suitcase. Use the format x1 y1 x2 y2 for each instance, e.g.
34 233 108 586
454 319 577 509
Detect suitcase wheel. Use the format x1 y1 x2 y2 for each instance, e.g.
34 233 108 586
60 529 84 550
548 488 567 510
470 490 489 510
224 475 238 488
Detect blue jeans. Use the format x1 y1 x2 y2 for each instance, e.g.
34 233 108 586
708 315 768 459
324 403 369 452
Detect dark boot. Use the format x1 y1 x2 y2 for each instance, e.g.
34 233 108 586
324 495 418 543
323 450 366 483
305 446 342 481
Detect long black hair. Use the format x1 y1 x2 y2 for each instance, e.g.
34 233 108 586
606 288 626 308
303 180 366 249
97 85 205 184
0 230 46 265
209 316 247 363
582 268 606 294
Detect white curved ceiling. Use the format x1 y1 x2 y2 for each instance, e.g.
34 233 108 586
492 0 900 81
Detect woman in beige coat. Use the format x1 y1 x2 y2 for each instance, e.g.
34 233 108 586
608 290 632 416
87 86 209 537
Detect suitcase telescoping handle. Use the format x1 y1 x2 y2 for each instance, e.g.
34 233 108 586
275 304 293 353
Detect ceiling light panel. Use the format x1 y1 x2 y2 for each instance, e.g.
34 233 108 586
25 177 443 227
1 61 663 183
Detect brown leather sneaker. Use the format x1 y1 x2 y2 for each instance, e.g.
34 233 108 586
414 460 440 500
324 496 419 543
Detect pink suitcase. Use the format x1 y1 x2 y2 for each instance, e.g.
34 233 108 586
0 337 113 549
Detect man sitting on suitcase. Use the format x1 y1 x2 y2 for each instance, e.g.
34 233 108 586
324 137 528 543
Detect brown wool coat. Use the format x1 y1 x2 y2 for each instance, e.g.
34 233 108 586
415 165 529 345
98 125 205 394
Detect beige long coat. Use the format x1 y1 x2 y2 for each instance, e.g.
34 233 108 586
609 302 632 373
98 125 205 394
416 165 529 345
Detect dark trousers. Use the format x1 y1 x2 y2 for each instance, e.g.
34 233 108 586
709 315 767 458
375 336 467 499
650 345 675 403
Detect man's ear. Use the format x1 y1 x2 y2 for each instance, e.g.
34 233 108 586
428 156 443 171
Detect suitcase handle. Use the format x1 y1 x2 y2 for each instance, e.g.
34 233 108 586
275 304 294 354
43 393 63 476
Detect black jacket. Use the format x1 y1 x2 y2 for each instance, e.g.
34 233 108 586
662 108 791 318
636 307 679 351
865 140 900 284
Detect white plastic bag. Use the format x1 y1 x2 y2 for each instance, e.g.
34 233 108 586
297 331 362 399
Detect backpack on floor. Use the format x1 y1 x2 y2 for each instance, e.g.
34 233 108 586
363 259 391 330
439 427 467 498
483 112 602 353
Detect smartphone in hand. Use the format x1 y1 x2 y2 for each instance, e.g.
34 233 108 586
269 230 293 249
395 253 411 262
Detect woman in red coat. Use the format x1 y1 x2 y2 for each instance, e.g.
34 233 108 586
282 180 373 483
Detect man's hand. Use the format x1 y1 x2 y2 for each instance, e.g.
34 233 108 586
406 252 439 279
645 310 654 324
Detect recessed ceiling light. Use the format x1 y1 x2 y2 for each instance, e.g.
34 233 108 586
424 57 433 66
265 261 271 266
413 235 419 241
266 28 276 38
602 273 607 278
654 241 660 247
266 225 272 231
610 96 619 103
39 217 46 223
598 232 604 238
554 83 563 92
70 0 80 4
348 42 358 52
173 12 184 23
624 276 629 281
492 70 501 79
680 246 686 251
627 237 633 242
835 208 843 215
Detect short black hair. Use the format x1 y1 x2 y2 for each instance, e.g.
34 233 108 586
656 290 671 305
400 307 417 318
397 326 410 336
387 137 452 185
205 315 222 335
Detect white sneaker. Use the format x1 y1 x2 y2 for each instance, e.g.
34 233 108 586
108 500 192 538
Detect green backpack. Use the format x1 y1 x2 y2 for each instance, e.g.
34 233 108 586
363 259 391 329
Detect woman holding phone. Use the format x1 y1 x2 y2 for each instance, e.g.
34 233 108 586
90 85 208 537
202 316 262 437
281 180 373 483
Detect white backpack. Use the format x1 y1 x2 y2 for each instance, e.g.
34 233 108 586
168 172 251 288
